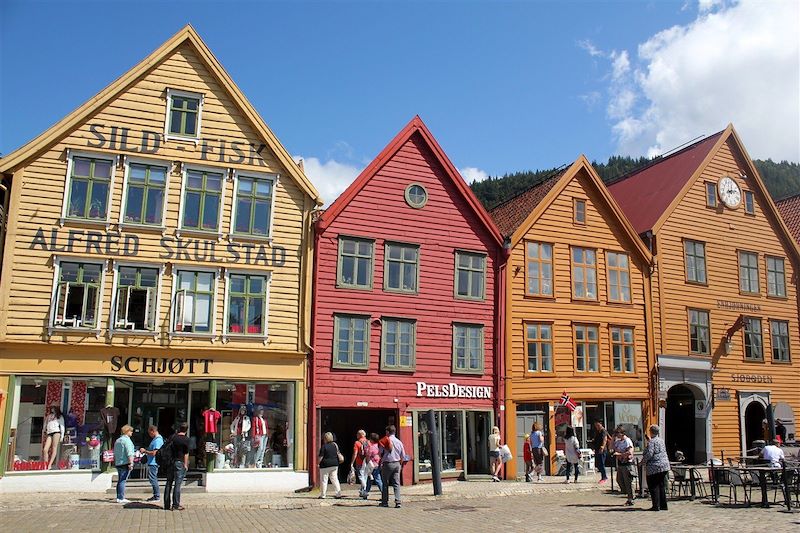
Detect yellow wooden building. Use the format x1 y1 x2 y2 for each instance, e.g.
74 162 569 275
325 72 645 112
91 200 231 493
0 26 321 492
491 157 655 477
609 125 800 462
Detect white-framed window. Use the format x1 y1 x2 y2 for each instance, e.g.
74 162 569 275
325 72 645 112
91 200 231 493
119 157 169 228
223 270 271 341
178 165 227 234
171 268 219 336
164 88 204 141
50 259 105 332
111 264 162 334
60 150 118 225
229 170 278 239
452 323 484 374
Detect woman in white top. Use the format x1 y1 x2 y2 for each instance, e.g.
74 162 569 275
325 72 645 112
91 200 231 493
563 426 581 484
42 406 65 470
488 426 502 482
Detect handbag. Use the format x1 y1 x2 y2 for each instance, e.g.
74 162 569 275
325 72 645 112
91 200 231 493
334 443 344 464
542 446 549 457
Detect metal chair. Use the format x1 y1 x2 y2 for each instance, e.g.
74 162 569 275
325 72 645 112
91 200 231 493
690 467 708 498
670 467 690 497
724 469 751 505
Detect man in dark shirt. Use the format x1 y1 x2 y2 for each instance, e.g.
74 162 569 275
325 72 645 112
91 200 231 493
164 422 190 511
591 420 609 483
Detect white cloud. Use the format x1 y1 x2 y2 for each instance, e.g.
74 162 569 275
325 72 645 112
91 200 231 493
460 166 490 183
578 39 604 58
293 156 362 206
597 0 800 161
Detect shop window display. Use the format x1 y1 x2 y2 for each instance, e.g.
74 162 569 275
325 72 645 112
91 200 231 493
418 411 464 473
8 377 106 471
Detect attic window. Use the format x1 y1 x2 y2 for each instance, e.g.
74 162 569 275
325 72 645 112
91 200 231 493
166 88 203 140
574 198 586 224
405 183 428 209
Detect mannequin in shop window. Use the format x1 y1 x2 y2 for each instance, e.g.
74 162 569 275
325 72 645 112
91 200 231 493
200 406 221 468
42 406 65 470
231 405 251 468
250 405 269 468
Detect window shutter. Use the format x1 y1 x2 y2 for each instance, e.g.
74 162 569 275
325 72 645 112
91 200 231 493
145 287 157 330
115 287 130 328
174 289 186 331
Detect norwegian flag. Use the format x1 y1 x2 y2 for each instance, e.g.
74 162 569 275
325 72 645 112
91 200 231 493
560 391 577 412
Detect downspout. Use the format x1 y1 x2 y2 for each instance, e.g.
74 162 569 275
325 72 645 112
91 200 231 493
500 237 512 478
307 209 322 487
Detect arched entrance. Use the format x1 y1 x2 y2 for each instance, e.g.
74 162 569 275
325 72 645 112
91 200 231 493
744 401 766 451
666 385 695 461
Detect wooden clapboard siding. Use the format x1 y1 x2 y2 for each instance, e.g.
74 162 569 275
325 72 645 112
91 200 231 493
656 137 800 455
0 38 311 355
312 124 501 408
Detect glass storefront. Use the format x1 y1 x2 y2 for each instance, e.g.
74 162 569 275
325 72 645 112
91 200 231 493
415 409 493 479
555 400 644 453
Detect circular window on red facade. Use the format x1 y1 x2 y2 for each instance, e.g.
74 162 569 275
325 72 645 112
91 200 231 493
405 183 428 208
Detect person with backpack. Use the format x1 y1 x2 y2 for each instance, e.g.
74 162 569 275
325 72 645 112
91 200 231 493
360 433 383 499
139 425 163 502
350 429 368 487
163 422 190 511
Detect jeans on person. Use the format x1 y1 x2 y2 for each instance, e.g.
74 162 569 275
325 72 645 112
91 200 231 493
164 461 186 510
319 465 341 497
646 471 668 510
595 450 607 480
115 466 130 500
617 463 636 501
254 436 268 467
360 461 373 494
366 465 383 494
565 461 579 482
381 461 402 505
148 464 160 498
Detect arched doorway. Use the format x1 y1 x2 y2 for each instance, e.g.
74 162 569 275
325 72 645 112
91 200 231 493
744 401 766 452
665 385 695 461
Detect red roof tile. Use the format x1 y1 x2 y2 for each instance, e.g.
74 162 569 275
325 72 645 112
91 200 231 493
776 193 800 245
607 132 724 234
489 170 566 237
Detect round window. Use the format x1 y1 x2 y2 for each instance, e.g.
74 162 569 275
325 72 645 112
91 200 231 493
405 183 428 209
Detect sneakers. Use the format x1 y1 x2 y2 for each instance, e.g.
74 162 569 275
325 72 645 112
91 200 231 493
172 506 185 511
537 475 542 482
624 500 634 506
491 476 500 482
378 502 389 508
598 479 607 485
334 493 343 499
146 496 161 502
563 479 571 484
395 502 401 508
115 499 130 504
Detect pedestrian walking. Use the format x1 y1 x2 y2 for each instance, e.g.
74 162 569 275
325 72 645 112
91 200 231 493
113 425 135 504
642 425 670 511
360 433 383 499
379 425 406 508
591 420 609 484
318 432 343 499
612 426 636 506
563 426 581 484
523 434 533 482
138 425 163 502
489 425 503 481
350 429 368 487
530 422 545 481
164 422 190 511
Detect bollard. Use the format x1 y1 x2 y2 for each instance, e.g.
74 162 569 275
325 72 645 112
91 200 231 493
427 410 443 496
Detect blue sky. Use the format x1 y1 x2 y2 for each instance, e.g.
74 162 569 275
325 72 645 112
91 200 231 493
1 1 798 201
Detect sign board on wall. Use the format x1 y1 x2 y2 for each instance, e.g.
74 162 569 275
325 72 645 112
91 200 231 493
415 382 492 399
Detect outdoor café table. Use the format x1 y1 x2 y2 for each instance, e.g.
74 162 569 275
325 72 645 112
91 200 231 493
671 463 702 500
733 465 791 510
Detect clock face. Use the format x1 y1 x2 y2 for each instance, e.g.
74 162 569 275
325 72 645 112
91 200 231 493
717 176 742 208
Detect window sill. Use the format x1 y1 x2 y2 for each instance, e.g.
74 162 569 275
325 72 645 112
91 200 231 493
222 334 269 345
743 357 766 363
771 359 792 364
331 365 370 371
175 228 224 240
228 233 274 244
454 295 485 302
109 329 158 339
451 369 484 376
165 134 200 144
570 298 600 304
119 222 166 234
169 332 217 342
59 217 112 230
335 283 373 291
380 366 416 373
48 327 102 339
385 287 419 296
523 294 555 300
765 294 789 301
738 291 761 297
523 371 554 377
685 280 709 287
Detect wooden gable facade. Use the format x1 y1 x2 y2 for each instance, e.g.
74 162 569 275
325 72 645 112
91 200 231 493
492 156 654 477
310 117 505 484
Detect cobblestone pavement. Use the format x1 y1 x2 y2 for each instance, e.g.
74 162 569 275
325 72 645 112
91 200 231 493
1 478 798 532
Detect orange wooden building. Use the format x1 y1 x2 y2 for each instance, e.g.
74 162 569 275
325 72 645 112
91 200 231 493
609 125 800 462
491 156 655 478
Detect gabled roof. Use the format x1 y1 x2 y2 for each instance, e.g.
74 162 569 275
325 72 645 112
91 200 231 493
0 25 321 204
490 156 652 263
776 192 800 247
607 131 724 234
316 116 504 247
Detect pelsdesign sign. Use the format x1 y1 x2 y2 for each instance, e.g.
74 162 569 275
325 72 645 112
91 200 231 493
416 381 492 399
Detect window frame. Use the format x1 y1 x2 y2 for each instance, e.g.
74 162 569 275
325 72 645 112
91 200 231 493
769 319 791 363
404 183 428 209
452 323 485 375
570 246 598 301
164 88 204 142
48 258 107 335
336 236 375 290
606 251 632 303
228 170 279 241
222 269 272 343
683 239 708 285
109 262 164 337
743 316 764 362
525 321 553 374
384 241 421 294
688 308 711 355
525 241 554 298
573 323 600 373
60 150 119 226
454 250 487 301
380 317 417 372
573 198 586 225
738 250 760 295
744 190 755 215
169 267 220 339
177 164 228 237
610 325 636 373
332 314 371 370
705 181 718 208
118 156 170 230
765 255 787 298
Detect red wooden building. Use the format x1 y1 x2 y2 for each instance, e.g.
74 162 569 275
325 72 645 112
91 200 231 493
309 117 505 485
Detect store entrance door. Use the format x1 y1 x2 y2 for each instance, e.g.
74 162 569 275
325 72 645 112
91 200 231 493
516 405 548 478
130 383 189 451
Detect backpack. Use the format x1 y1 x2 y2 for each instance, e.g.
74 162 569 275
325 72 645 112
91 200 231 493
155 436 174 469
358 439 369 461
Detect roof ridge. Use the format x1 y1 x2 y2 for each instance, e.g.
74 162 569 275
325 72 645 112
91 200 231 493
488 164 569 213
606 130 725 186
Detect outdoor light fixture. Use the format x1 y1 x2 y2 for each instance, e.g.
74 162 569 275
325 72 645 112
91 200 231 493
724 337 733 355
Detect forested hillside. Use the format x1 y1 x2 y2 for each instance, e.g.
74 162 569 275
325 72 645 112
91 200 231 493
471 156 800 210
